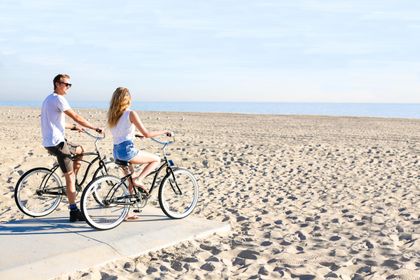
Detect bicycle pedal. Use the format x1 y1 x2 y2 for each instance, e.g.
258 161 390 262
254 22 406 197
133 209 142 213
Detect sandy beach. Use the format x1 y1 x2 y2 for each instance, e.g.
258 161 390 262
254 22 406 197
1 106 419 279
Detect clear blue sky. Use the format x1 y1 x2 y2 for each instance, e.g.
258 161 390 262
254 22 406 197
1 0 420 103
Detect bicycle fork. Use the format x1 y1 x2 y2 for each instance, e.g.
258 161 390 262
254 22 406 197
168 169 183 195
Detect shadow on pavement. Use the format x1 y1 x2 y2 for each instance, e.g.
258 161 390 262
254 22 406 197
0 214 171 235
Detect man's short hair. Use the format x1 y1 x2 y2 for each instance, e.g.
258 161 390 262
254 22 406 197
53 74 70 89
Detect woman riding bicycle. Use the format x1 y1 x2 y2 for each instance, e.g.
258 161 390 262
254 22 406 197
107 87 172 196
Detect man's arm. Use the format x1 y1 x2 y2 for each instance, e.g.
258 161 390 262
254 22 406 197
64 109 102 132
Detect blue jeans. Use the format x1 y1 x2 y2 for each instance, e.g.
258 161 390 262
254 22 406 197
113 140 139 161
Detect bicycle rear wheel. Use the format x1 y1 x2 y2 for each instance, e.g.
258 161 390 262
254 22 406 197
81 175 130 230
14 167 63 217
159 168 199 219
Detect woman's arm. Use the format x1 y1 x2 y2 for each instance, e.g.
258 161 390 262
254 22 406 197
130 111 170 138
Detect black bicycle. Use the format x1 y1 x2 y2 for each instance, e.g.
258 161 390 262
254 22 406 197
14 130 120 217
81 135 199 230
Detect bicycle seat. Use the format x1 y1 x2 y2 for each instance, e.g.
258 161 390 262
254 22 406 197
114 159 129 166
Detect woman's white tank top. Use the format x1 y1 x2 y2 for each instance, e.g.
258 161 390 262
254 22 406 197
110 110 135 144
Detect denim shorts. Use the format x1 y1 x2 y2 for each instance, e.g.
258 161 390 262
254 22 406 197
113 140 139 161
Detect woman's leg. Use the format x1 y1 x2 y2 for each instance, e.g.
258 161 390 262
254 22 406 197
121 165 135 193
129 151 160 185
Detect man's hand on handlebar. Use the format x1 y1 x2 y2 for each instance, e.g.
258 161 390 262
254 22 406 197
70 124 103 134
70 123 84 132
95 128 103 134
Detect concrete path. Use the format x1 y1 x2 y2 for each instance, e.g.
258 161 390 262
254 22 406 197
0 207 230 280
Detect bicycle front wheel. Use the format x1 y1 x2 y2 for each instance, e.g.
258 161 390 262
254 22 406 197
81 175 130 230
159 168 199 219
14 167 63 217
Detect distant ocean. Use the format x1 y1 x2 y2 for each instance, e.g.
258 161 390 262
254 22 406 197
1 101 419 119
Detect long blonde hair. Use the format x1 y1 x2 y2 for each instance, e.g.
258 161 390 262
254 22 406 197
107 87 132 128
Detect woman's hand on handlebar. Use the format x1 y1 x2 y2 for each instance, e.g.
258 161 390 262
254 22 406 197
135 131 174 140
135 133 145 139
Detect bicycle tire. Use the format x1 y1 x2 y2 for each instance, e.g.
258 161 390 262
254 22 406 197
158 168 199 219
81 175 130 230
14 167 63 217
90 161 123 205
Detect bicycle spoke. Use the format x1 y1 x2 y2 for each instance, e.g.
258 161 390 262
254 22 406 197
15 168 63 217
81 175 130 230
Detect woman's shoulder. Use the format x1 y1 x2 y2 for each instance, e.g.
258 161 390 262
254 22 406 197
126 109 136 119
128 109 140 122
128 109 139 116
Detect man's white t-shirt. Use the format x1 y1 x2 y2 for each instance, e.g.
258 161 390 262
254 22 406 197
41 93 71 147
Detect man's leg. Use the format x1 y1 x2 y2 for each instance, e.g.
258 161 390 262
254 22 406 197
65 170 85 222
64 170 77 204
47 142 85 222
69 143 84 177
61 143 85 222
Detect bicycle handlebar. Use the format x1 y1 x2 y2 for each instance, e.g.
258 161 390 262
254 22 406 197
83 129 105 141
151 137 175 146
135 133 175 146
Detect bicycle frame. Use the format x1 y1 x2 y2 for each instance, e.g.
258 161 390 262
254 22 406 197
36 164 63 196
145 154 182 196
41 130 109 195
80 134 199 229
113 160 169 200
145 136 180 195
73 130 109 187
104 136 182 204
74 154 107 187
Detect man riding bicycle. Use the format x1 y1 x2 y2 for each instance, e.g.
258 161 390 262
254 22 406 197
41 73 103 222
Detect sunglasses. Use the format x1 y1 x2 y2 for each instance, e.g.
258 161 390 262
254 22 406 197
60 82 72 88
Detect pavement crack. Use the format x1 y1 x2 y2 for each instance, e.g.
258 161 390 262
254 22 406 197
62 228 124 258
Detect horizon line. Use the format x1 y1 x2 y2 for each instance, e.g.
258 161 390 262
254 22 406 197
2 100 420 105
